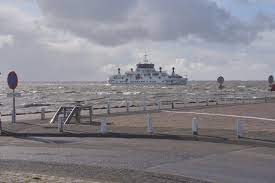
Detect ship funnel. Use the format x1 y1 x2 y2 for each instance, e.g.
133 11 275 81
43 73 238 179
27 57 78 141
118 68 121 74
172 67 175 74
159 67 162 73
131 68 133 72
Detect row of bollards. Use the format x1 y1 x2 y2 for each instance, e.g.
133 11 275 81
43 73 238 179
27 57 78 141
55 112 245 139
192 117 245 138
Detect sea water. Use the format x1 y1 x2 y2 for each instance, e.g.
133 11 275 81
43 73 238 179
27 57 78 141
0 81 271 115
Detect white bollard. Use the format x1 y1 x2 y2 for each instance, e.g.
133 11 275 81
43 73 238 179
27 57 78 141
147 113 154 134
58 116 64 132
192 118 199 135
41 108 46 120
236 119 244 138
101 118 108 134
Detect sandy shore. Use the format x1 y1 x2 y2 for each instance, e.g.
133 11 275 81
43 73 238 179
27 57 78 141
1 102 275 143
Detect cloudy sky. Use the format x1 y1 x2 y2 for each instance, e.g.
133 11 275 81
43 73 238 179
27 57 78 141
0 0 275 81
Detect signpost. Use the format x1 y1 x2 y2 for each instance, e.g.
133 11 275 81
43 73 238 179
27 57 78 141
268 75 274 91
217 76 225 90
7 71 19 123
217 76 225 104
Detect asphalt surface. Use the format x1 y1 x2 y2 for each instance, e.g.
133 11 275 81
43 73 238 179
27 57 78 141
0 137 275 183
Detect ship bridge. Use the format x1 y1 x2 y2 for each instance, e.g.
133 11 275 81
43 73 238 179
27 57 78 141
136 63 154 68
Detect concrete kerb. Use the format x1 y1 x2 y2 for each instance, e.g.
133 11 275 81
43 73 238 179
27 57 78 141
2 131 275 148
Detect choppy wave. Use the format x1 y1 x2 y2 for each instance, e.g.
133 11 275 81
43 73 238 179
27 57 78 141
0 80 272 114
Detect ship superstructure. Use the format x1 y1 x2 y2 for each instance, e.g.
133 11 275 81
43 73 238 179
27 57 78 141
108 54 188 85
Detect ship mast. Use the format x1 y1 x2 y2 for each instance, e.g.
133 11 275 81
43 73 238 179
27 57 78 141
143 51 149 63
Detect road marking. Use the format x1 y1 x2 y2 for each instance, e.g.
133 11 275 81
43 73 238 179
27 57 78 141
162 110 275 122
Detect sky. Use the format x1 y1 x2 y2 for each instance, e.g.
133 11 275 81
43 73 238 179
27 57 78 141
0 0 275 81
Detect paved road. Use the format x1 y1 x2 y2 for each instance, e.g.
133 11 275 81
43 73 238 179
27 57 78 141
0 137 275 183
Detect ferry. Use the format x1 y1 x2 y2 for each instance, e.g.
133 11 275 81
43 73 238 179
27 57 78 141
108 54 188 85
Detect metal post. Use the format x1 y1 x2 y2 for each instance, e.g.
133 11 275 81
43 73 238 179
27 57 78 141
0 113 2 136
58 116 64 132
183 96 186 107
206 97 209 106
107 98 111 114
236 119 244 138
101 118 108 134
171 101 174 109
89 106 93 124
195 94 198 105
41 108 46 120
157 100 161 111
63 107 67 119
147 113 153 134
76 108 81 123
143 95 146 111
126 100 129 112
12 89 16 123
192 118 199 135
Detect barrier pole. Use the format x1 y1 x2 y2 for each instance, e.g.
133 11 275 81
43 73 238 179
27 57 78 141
147 113 154 134
41 108 46 120
0 113 2 136
157 100 161 111
143 94 146 111
107 98 111 114
58 116 64 132
126 99 129 112
89 106 93 124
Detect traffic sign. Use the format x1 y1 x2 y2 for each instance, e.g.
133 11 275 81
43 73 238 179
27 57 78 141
217 76 224 84
7 71 18 90
217 76 225 90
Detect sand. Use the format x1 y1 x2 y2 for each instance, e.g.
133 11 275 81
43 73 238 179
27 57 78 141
1 102 275 142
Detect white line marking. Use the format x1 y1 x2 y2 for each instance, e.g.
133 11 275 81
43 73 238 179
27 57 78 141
162 110 275 122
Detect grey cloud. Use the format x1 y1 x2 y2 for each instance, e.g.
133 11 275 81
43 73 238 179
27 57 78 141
38 0 136 23
37 0 275 46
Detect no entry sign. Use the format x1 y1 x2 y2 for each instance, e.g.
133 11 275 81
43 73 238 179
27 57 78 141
7 71 18 90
